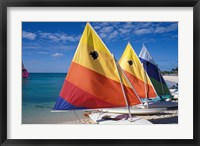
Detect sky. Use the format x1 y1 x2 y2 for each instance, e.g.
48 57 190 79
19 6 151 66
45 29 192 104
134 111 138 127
22 22 178 73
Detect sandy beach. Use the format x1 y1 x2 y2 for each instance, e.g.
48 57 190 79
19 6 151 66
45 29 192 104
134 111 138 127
163 75 178 84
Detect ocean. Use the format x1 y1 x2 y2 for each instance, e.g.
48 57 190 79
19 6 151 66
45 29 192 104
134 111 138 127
22 73 87 124
23 73 66 104
22 73 176 124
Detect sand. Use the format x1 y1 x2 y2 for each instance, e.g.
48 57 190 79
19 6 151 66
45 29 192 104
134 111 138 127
22 103 92 124
163 75 178 84
136 107 178 124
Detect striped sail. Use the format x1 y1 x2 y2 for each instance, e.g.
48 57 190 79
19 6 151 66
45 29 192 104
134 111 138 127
119 43 157 98
139 45 170 98
53 23 141 110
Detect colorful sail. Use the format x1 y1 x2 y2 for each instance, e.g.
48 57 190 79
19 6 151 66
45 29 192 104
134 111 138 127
53 23 141 110
139 45 170 98
119 43 157 98
22 62 29 78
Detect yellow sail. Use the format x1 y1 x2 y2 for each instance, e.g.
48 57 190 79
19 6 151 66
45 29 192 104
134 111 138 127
119 43 157 98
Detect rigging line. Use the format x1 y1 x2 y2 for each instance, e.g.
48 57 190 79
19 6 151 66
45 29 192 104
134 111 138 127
113 56 133 122
96 109 103 124
142 63 149 108
157 65 165 96
73 110 82 124
115 60 143 104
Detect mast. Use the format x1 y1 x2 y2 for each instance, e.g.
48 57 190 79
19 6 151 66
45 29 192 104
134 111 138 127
156 65 165 97
22 62 25 70
115 61 143 104
142 63 149 108
113 55 133 122
140 44 158 98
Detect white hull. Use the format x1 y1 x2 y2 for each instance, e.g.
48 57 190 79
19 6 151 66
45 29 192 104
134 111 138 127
100 107 166 115
169 89 178 99
137 101 178 109
89 112 152 124
173 94 178 99
170 89 178 99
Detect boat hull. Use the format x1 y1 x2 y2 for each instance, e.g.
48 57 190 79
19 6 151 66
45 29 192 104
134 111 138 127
100 107 166 115
89 112 152 124
169 89 178 99
136 101 178 109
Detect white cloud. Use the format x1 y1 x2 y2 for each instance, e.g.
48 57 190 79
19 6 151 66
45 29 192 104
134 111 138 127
100 22 109 26
39 32 59 42
123 22 134 29
119 28 130 34
58 33 80 42
140 22 152 27
99 26 114 33
134 28 152 35
108 30 118 39
37 52 48 54
155 23 178 33
51 53 64 57
94 22 177 42
22 31 36 40
38 32 80 43
167 23 178 31
22 42 41 49
94 25 101 30
171 34 178 39
155 27 166 33
99 32 107 39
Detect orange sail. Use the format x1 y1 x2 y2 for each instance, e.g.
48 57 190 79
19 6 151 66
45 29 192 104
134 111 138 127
53 23 141 110
119 43 157 98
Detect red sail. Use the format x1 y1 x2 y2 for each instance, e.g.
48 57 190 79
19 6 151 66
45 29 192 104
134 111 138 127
22 63 29 78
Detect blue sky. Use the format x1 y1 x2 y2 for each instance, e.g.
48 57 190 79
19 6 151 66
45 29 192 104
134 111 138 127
22 22 178 73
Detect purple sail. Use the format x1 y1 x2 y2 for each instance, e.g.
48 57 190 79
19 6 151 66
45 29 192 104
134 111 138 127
22 63 29 78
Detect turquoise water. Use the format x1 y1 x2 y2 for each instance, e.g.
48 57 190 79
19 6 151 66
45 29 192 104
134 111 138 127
22 73 73 124
22 73 66 104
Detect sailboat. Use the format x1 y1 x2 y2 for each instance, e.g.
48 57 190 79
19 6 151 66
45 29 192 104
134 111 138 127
22 62 29 78
138 44 178 108
118 43 157 100
100 43 167 114
53 23 152 124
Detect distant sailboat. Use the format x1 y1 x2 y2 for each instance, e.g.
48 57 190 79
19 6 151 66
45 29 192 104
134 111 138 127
53 23 153 124
22 62 29 78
